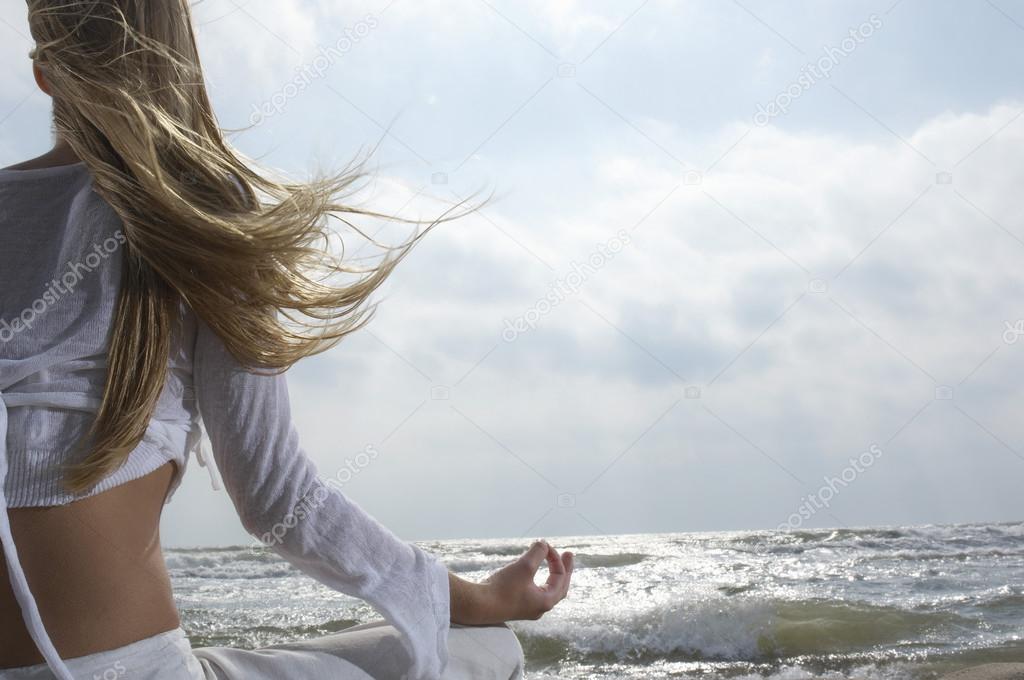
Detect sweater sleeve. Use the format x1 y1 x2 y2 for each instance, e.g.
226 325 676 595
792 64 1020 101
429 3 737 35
191 316 451 680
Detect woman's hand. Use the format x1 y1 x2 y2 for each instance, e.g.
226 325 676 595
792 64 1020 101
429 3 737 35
449 540 574 625
483 540 574 621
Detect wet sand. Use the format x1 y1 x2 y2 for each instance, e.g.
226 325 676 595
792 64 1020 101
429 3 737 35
942 664 1024 680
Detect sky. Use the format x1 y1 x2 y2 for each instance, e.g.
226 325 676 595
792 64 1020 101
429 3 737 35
2 0 1024 547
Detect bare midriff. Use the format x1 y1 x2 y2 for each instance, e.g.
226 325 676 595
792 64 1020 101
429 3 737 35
0 462 181 668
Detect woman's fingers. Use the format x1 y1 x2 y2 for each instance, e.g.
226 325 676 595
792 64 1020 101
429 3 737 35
519 540 550 573
545 544 564 575
516 540 575 613
540 550 574 605
562 552 574 596
541 546 564 590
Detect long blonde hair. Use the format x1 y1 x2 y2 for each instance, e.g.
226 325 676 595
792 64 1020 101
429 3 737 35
26 0 485 493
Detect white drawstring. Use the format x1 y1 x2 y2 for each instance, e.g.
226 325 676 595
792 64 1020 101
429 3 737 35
187 414 221 491
196 438 222 491
0 388 76 680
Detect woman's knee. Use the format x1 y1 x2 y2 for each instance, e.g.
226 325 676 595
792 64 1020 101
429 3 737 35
444 623 525 680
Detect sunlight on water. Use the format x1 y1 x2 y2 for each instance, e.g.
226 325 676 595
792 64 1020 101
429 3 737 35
169 522 1024 679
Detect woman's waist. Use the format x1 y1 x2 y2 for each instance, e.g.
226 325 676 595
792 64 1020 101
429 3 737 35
0 463 181 668
0 626 195 678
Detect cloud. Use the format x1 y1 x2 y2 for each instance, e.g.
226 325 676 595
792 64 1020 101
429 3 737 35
157 97 1019 544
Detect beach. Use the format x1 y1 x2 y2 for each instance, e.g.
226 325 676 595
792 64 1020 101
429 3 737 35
169 522 1024 679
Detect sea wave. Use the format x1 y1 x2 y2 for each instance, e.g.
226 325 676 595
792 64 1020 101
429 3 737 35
166 550 296 579
517 598 968 663
446 557 513 573
574 552 648 568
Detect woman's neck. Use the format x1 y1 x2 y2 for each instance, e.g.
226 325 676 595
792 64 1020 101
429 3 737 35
3 140 80 171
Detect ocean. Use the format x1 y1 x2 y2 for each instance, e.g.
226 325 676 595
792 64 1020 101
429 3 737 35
168 522 1024 679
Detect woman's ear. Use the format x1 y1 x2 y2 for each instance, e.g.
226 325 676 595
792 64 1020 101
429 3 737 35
33 61 52 96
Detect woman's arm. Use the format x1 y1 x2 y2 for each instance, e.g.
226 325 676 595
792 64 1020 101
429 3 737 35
190 316 450 680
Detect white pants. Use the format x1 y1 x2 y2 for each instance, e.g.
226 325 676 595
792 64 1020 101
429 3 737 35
0 621 525 680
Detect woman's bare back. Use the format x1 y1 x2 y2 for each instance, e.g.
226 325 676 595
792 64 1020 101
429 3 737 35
0 462 180 668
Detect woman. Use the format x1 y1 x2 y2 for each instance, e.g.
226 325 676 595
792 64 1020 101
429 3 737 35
0 1 574 678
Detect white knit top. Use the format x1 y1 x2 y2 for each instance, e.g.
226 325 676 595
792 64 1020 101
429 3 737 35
0 161 450 680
